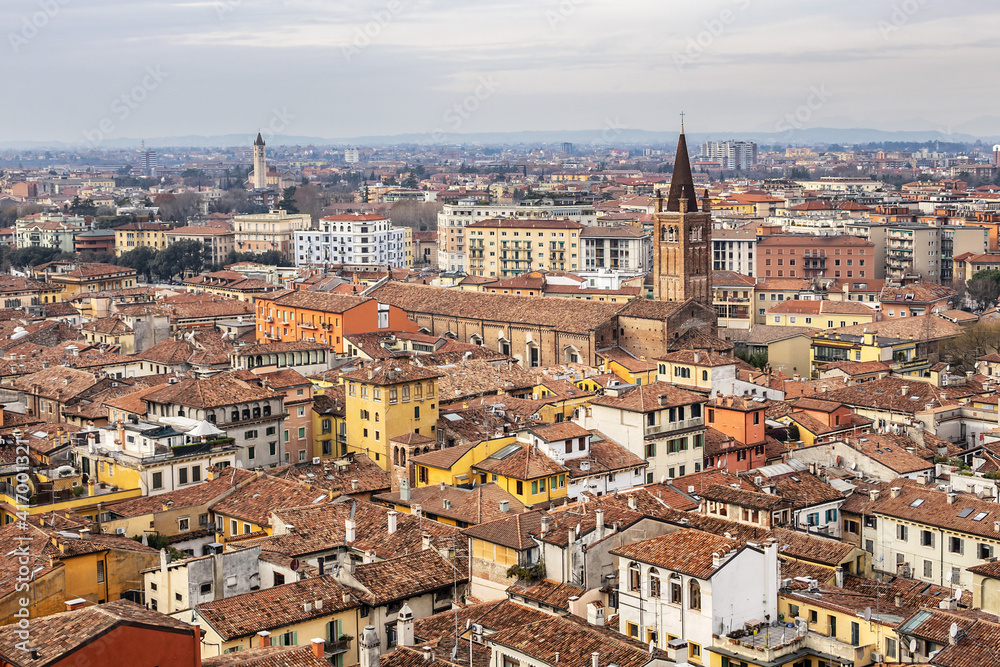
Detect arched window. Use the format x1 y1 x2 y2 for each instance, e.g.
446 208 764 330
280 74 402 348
177 409 185 418
253 407 261 418
263 405 271 417
393 448 399 466
241 409 250 421
400 449 406 466
689 579 701 610
628 562 640 592
231 410 239 422
649 568 661 598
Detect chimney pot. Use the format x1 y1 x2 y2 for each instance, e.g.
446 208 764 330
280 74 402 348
257 631 271 648
311 638 325 659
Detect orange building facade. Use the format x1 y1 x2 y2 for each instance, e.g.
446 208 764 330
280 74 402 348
255 290 415 353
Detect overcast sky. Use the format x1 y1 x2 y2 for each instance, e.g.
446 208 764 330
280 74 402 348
3 0 998 144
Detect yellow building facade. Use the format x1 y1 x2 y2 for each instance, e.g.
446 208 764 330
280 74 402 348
342 366 443 471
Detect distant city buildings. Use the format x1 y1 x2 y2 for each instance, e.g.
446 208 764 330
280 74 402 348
699 140 758 170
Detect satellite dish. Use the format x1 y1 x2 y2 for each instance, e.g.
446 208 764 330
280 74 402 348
955 586 963 601
466 619 471 629
864 607 872 622
909 638 917 653
950 622 959 639
945 569 953 583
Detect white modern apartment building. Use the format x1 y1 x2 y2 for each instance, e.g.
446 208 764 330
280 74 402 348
700 140 758 170
438 199 597 271
711 227 757 276
294 213 407 268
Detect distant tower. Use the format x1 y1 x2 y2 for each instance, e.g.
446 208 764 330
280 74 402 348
252 132 267 189
359 625 380 667
652 122 712 306
994 144 1000 168
139 141 157 177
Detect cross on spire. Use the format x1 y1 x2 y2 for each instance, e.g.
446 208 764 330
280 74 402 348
680 111 685 132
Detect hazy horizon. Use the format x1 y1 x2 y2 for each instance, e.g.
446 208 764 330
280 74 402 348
3 0 999 146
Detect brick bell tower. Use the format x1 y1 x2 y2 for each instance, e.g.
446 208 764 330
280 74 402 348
652 121 712 306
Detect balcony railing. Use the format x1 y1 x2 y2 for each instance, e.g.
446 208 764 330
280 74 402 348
325 637 352 654
645 417 703 436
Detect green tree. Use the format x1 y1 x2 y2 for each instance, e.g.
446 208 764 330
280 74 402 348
968 269 1000 312
276 187 299 214
116 246 158 281
150 239 211 280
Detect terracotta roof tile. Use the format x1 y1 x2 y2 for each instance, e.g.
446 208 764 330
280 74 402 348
349 548 468 606
196 576 359 640
210 474 333 526
0 600 194 667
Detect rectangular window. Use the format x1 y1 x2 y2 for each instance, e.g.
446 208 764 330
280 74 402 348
298 427 306 439
515 480 524 495
950 536 964 554
531 481 538 495
178 468 188 485
192 466 201 483
97 560 105 583
152 471 163 490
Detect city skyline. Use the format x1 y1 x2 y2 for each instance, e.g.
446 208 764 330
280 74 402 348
3 0 999 145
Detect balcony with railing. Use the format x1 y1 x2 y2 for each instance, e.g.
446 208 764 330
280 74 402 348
325 636 352 654
645 416 703 436
713 622 863 667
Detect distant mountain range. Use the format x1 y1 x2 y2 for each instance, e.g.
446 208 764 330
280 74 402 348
2 126 998 150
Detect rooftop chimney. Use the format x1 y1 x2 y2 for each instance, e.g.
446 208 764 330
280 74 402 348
595 509 605 536
387 510 398 535
947 493 957 504
890 487 901 499
835 566 844 588
628 495 637 510
257 631 271 648
592 652 600 667
64 598 87 612
346 518 356 543
540 516 551 535
312 638 325 659
422 533 432 551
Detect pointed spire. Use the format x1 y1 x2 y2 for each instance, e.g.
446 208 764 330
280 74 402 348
254 131 265 147
666 125 699 213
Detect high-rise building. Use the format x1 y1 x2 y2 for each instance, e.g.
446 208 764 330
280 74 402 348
252 132 267 189
699 140 758 170
561 142 574 155
652 130 712 306
139 141 157 177
344 147 360 164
